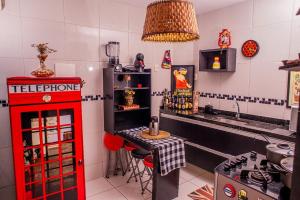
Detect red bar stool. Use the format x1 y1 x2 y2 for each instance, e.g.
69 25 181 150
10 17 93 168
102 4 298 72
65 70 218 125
103 132 124 178
123 142 137 178
142 155 153 194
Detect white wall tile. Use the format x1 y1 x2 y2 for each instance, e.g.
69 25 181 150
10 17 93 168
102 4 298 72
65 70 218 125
249 61 288 99
100 0 129 31
0 147 15 188
65 24 100 61
0 0 19 16
20 0 64 22
219 99 248 114
128 5 146 33
128 33 153 64
85 162 103 181
247 103 284 119
172 42 195 65
99 29 129 63
289 20 300 59
0 108 11 149
0 58 24 98
219 62 251 96
75 61 102 95
83 130 102 165
199 96 220 109
0 14 22 58
216 0 253 28
253 0 294 27
64 0 99 27
252 22 291 62
197 72 221 93
22 19 65 59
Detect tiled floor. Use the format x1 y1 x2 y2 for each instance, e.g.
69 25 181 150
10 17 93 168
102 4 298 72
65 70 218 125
86 164 215 200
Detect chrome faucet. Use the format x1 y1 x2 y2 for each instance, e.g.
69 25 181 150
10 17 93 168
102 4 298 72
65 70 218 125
234 100 240 119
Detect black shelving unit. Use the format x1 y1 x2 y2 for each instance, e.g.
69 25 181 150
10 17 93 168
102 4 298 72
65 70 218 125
199 48 236 72
103 68 151 133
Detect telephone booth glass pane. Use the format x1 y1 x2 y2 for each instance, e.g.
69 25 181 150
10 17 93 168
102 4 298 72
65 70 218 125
21 107 79 199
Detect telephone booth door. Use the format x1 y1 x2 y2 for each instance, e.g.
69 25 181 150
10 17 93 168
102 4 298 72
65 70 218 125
10 102 85 200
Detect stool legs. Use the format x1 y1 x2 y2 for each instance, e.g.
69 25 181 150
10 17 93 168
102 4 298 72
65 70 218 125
141 166 153 194
105 151 111 178
106 150 125 178
123 150 134 176
127 158 138 183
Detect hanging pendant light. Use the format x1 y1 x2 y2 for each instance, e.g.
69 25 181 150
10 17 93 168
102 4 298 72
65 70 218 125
297 8 300 15
142 0 200 42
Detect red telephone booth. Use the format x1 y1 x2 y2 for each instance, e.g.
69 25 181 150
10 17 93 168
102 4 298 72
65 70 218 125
7 77 86 200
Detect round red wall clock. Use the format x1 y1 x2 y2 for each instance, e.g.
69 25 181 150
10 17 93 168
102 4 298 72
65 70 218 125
242 40 260 57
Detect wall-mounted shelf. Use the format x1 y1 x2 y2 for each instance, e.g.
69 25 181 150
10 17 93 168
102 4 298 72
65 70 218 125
199 48 236 72
103 68 151 133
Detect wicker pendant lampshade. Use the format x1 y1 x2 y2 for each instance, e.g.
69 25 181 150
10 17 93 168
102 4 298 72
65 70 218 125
142 0 200 42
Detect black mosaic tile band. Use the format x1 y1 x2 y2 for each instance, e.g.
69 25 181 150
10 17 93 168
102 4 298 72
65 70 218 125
199 92 287 106
0 91 288 107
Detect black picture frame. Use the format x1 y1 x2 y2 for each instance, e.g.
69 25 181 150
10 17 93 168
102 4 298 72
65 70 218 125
171 65 195 94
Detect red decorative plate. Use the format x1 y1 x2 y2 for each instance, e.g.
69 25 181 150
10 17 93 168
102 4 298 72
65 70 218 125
242 40 259 57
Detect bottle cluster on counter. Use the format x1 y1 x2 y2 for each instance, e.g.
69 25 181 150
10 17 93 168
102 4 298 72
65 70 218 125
163 90 193 110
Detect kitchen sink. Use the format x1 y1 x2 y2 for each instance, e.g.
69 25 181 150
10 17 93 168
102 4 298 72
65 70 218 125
193 114 277 130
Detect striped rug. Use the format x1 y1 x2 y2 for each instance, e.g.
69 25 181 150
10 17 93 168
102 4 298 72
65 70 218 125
188 184 214 200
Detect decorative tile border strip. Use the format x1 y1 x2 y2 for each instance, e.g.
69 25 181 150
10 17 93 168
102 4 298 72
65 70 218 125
0 92 287 107
199 92 286 106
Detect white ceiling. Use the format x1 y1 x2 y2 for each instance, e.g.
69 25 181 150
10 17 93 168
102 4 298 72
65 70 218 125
116 0 247 14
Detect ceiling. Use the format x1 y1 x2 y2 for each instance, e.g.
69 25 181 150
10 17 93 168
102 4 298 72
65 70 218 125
116 0 247 14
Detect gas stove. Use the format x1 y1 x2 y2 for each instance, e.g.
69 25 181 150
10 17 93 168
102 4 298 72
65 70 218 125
214 152 290 200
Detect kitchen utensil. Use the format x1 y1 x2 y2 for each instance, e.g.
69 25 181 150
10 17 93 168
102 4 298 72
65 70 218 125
149 116 159 136
204 105 214 114
105 41 122 71
289 105 298 131
266 143 294 165
280 157 294 189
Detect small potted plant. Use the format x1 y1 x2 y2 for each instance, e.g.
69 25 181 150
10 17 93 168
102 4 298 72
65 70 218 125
124 89 135 106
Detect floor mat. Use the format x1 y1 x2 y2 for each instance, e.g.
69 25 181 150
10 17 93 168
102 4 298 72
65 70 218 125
188 184 214 200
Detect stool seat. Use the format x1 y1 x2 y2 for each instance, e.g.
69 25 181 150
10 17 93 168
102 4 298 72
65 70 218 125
143 155 153 168
124 143 137 152
131 149 150 160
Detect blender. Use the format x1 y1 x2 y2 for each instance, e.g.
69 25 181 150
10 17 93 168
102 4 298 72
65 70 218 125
105 41 122 72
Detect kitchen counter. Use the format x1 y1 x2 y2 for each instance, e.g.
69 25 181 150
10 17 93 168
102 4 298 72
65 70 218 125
159 108 295 172
160 108 295 143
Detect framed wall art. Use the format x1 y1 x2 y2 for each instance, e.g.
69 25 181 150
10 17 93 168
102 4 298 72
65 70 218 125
287 71 300 107
171 65 194 95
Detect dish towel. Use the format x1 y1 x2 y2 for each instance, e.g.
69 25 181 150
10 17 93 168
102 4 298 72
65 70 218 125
120 127 186 176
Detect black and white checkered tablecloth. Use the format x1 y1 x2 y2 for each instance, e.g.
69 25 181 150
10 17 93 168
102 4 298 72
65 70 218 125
119 127 186 176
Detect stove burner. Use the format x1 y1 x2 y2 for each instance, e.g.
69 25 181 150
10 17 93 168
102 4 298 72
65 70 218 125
249 171 273 184
277 143 290 150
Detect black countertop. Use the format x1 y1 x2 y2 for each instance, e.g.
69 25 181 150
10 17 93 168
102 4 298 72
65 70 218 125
160 108 296 143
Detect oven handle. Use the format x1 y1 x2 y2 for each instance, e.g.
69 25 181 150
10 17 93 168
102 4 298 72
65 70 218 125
185 141 234 160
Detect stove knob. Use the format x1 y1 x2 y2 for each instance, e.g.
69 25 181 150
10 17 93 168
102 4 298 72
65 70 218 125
241 156 248 163
250 151 257 159
236 158 242 167
224 163 231 172
230 161 237 169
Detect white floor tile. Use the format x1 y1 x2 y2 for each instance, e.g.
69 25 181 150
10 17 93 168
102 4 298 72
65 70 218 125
87 188 127 200
173 181 199 200
106 172 131 188
180 164 207 181
189 172 215 188
117 181 151 200
86 177 114 197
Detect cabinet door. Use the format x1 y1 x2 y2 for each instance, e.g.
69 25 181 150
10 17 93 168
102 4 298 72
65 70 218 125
10 102 85 200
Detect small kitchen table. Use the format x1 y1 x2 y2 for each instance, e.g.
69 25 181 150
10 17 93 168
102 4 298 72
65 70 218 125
116 127 186 200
